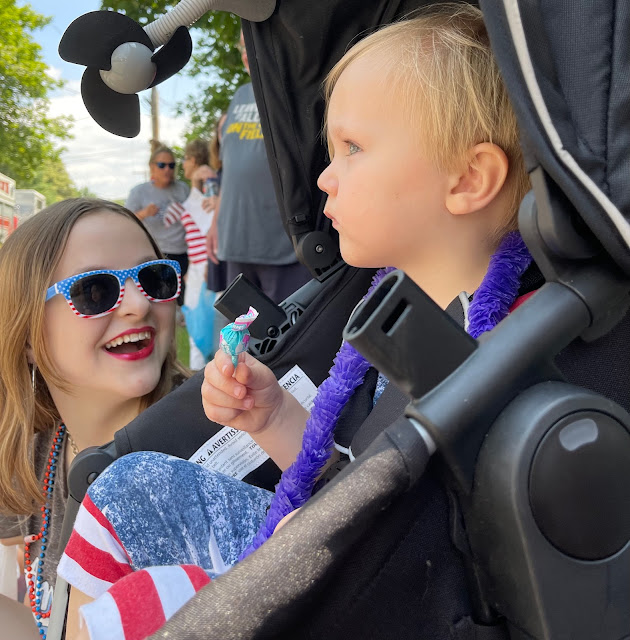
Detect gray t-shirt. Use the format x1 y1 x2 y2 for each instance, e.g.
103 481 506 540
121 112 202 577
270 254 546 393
218 83 297 265
0 429 69 626
126 180 190 254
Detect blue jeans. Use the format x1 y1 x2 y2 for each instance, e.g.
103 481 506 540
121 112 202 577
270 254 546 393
87 451 273 576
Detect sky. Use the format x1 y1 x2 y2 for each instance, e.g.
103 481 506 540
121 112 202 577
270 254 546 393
22 0 199 201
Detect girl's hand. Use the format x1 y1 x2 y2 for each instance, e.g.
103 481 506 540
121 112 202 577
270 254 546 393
202 349 283 436
202 195 219 213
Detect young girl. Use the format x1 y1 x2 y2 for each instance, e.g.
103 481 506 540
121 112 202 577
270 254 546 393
169 139 218 368
59 6 534 638
0 198 187 638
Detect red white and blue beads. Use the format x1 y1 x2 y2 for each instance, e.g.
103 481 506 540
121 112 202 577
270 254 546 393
24 423 65 639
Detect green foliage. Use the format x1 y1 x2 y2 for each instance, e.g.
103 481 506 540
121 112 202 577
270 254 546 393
0 1 73 185
176 324 190 366
28 157 97 206
100 0 248 138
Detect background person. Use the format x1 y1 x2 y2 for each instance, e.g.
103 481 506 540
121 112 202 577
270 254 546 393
167 139 218 369
205 31 311 305
206 112 229 352
126 146 190 307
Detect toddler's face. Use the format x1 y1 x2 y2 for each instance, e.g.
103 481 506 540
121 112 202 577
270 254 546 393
318 54 452 275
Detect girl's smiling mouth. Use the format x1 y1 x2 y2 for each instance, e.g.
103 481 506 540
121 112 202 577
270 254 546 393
104 327 155 360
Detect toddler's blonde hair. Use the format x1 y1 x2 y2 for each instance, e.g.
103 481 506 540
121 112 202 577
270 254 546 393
324 3 529 233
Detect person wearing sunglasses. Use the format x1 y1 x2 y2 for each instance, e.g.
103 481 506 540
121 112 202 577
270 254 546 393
126 145 190 307
0 198 189 638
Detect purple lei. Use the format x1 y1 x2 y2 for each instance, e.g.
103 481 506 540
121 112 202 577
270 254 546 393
467 231 533 338
241 232 532 558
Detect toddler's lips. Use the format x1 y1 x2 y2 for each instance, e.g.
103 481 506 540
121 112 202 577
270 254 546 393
324 210 339 228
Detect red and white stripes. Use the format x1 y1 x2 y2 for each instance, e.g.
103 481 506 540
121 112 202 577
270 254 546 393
79 565 210 640
58 493 211 639
58 493 133 598
164 202 208 265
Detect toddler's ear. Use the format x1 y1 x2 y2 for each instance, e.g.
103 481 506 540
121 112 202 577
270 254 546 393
445 143 509 216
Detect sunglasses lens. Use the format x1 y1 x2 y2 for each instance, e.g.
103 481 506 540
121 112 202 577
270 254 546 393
156 162 175 169
69 274 120 316
138 263 179 300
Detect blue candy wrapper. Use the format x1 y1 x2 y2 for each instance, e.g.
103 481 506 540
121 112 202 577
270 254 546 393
219 307 259 367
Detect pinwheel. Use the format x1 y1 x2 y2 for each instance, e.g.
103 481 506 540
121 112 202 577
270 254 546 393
58 0 276 138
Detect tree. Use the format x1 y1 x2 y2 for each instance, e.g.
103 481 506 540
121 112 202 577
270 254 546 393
29 157 96 206
100 1 247 138
0 2 73 185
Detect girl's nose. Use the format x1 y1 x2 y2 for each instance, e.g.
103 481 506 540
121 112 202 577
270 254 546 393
117 278 152 317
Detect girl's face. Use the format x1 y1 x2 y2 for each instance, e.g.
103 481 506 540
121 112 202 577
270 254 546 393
317 55 451 274
43 210 175 405
182 153 198 181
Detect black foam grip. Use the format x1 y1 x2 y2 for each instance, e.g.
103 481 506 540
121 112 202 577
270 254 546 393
81 67 141 138
59 10 153 69
150 26 193 88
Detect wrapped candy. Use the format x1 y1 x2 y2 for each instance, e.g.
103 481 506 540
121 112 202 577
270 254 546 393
219 306 259 367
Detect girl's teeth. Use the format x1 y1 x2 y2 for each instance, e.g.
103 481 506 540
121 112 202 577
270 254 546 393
105 331 151 350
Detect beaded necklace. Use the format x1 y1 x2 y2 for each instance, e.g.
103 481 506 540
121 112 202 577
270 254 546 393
241 231 532 559
24 423 66 639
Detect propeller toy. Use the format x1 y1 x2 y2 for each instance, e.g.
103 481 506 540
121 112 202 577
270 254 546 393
59 0 277 138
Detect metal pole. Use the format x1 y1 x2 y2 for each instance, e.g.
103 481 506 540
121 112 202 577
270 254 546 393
151 87 160 152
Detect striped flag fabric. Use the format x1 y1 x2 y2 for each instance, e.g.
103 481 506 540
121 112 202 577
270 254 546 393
80 565 210 640
58 493 133 598
164 201 208 265
58 492 211 639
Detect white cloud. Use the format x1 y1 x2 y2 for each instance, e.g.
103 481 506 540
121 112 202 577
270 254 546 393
49 80 189 202
47 66 63 82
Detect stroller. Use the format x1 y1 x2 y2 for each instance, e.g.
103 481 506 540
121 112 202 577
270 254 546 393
49 0 630 638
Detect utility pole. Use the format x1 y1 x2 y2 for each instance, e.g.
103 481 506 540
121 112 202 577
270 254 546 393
150 87 160 152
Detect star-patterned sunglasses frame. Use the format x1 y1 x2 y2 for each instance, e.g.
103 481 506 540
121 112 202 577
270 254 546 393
45 259 182 319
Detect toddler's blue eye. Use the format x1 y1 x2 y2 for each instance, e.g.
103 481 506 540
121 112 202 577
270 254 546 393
348 142 361 155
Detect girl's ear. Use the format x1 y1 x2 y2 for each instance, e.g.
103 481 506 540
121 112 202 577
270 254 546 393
26 343 36 365
445 143 509 216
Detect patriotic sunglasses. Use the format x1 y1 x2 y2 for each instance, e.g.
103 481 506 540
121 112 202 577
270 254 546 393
45 259 181 319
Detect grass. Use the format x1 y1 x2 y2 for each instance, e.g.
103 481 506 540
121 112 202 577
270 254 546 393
176 325 190 366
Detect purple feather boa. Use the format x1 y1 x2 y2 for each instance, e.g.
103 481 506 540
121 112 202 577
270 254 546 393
241 232 532 558
241 266 396 557
467 231 533 338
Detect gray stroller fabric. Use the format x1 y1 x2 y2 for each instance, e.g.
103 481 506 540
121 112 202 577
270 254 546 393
481 0 630 274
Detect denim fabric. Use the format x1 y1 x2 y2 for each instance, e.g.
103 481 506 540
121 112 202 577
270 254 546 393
87 451 273 578
373 372 389 406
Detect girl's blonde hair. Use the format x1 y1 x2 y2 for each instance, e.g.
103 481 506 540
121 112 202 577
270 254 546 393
324 3 529 234
0 198 187 515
